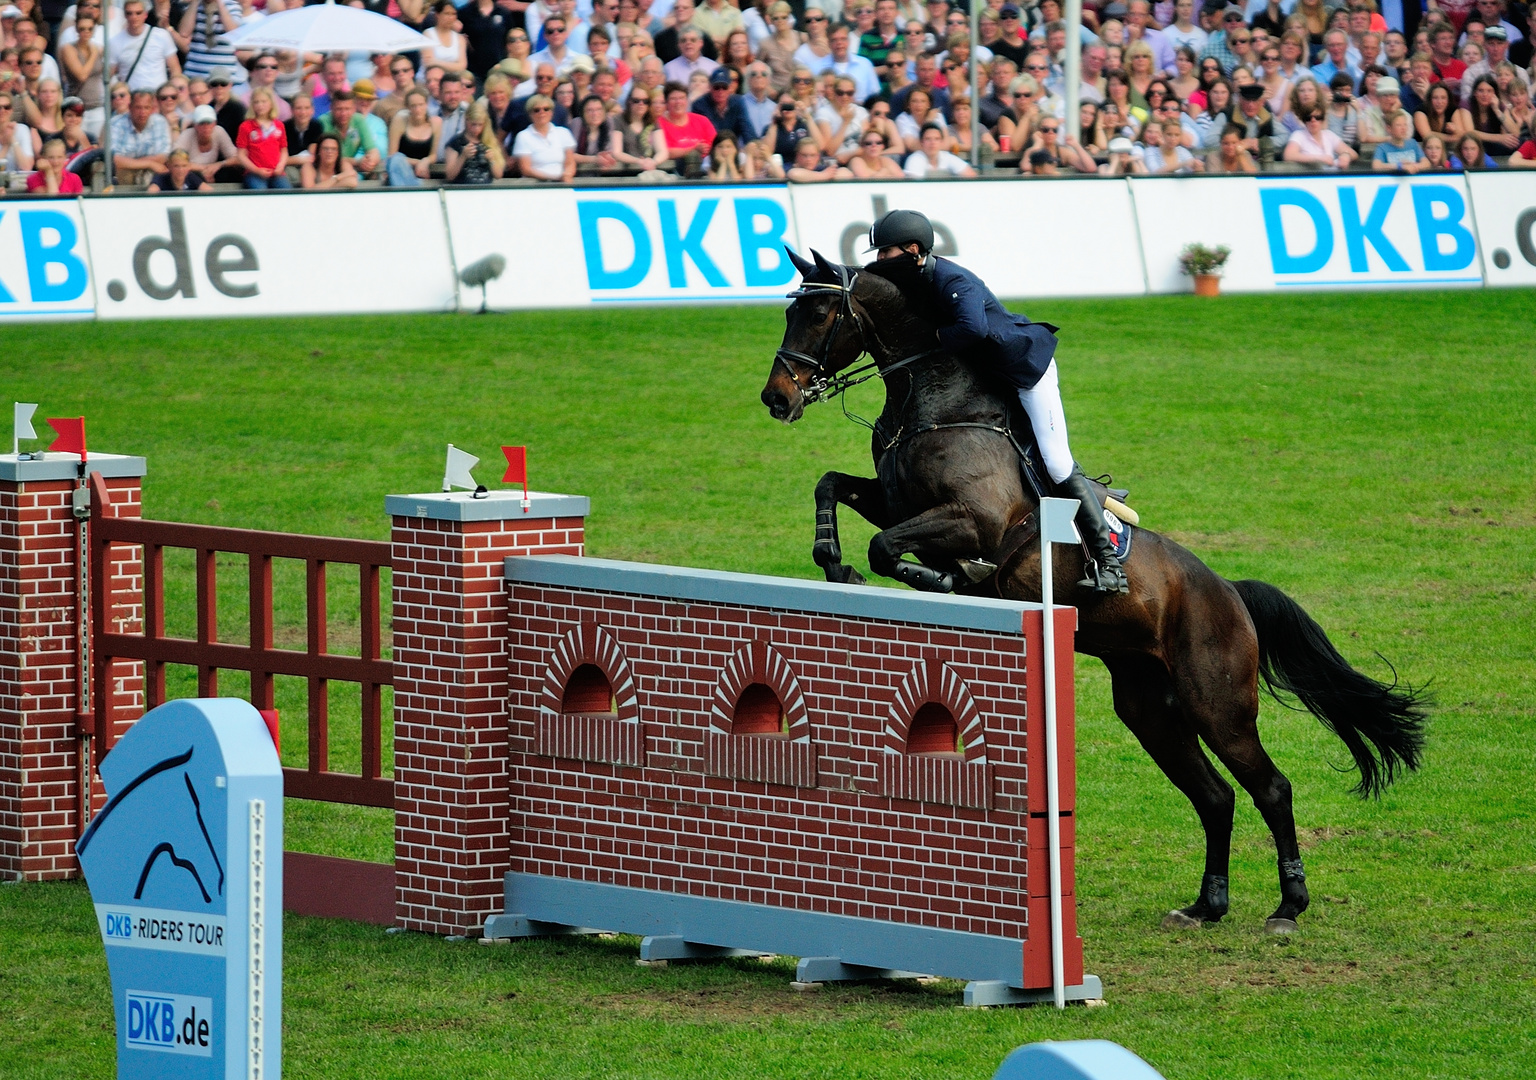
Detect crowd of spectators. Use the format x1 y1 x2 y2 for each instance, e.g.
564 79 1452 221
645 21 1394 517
0 0 1532 192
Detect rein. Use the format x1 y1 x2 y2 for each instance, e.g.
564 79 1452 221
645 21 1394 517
776 274 943 411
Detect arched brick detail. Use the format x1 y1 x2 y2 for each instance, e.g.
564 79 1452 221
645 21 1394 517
540 623 638 723
536 623 643 766
704 640 817 787
709 640 810 741
879 658 991 809
883 658 986 763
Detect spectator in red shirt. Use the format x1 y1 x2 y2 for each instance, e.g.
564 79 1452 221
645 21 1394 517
1429 26 1467 98
656 79 715 172
27 137 85 193
236 86 290 188
1507 135 1536 167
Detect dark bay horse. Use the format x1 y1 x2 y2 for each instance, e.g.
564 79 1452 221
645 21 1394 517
760 249 1428 933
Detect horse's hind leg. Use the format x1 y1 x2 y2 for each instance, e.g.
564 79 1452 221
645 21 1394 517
1187 711 1310 932
1106 655 1236 927
1166 620 1309 932
813 472 888 585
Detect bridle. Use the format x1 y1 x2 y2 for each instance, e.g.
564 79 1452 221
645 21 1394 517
773 266 859 404
774 265 941 407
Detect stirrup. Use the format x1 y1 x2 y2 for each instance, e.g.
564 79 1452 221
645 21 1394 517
1079 557 1129 595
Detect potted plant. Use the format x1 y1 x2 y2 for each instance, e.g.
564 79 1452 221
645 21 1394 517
1179 243 1231 297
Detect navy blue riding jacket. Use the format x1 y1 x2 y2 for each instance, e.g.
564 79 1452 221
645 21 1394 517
930 257 1059 392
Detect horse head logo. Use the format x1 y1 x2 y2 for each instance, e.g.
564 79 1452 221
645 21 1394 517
78 745 226 909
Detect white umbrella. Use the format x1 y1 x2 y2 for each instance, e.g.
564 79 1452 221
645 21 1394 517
219 0 428 55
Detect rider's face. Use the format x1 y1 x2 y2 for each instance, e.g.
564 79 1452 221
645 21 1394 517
877 243 921 260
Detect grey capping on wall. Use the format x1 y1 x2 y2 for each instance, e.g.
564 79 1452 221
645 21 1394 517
505 554 1041 634
0 452 147 482
384 490 591 522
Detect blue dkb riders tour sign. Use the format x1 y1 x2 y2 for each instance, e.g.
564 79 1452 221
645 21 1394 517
77 698 284 1079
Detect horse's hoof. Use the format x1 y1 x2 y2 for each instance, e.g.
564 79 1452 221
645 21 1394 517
1162 910 1202 931
1264 917 1299 936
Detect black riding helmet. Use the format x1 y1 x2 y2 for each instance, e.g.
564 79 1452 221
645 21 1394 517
866 209 935 255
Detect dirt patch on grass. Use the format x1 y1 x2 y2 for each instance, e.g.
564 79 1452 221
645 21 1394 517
592 977 961 1022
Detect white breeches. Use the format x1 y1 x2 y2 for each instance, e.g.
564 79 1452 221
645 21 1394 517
1017 360 1075 485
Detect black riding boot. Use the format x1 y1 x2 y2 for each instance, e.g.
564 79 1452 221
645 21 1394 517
1059 465 1129 595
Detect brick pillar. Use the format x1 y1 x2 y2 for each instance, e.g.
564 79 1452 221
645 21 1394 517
389 490 588 933
0 453 146 882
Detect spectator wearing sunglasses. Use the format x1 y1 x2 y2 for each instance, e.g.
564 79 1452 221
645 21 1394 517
814 74 870 160
847 124 904 174
1283 105 1356 167
663 26 722 83
758 1 803 94
376 57 421 126
238 53 292 121
991 4 1031 67
615 89 667 168
793 7 834 75
692 66 757 144
110 0 179 92
1197 6 1247 77
511 92 574 178
153 79 182 139
739 61 777 137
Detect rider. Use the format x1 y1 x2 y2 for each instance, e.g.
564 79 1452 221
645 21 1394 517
865 208 1129 594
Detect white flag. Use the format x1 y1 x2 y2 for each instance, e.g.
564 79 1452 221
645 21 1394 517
443 444 480 492
14 402 37 441
1038 496 1082 545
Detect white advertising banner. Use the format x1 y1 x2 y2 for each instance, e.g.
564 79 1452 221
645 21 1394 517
442 187 586 309
1131 176 1272 294
1464 172 1536 289
1253 174 1483 290
0 198 94 320
788 180 1145 299
81 192 457 319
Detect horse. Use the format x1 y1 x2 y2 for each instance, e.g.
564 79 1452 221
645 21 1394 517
760 249 1429 933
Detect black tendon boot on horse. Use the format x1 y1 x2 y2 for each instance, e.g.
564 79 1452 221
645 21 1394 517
1059 465 1129 594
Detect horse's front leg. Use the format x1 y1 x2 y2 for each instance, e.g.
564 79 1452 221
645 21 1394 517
814 472 888 585
868 503 984 594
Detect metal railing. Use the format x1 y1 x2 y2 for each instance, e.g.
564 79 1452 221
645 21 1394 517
88 472 394 808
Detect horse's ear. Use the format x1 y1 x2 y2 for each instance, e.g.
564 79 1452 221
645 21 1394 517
786 246 817 281
811 248 840 281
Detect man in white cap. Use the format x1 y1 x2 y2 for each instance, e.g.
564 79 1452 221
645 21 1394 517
1358 74 1402 148
175 101 240 181
1099 134 1148 173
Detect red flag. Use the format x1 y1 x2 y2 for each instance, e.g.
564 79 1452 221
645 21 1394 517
502 445 530 511
501 445 527 484
47 416 87 461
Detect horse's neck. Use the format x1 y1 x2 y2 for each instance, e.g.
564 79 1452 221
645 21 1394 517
859 285 1010 431
877 353 1009 431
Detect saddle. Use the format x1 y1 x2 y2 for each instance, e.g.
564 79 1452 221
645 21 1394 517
956 405 1137 594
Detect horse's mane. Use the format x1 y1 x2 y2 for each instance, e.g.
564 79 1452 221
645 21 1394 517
849 259 946 337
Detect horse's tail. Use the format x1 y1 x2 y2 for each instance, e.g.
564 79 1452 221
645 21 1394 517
1231 578 1429 799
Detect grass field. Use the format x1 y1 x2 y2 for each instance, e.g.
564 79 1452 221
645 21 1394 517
2 291 1533 1079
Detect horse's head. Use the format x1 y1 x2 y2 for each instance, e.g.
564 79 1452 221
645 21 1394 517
761 248 873 424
